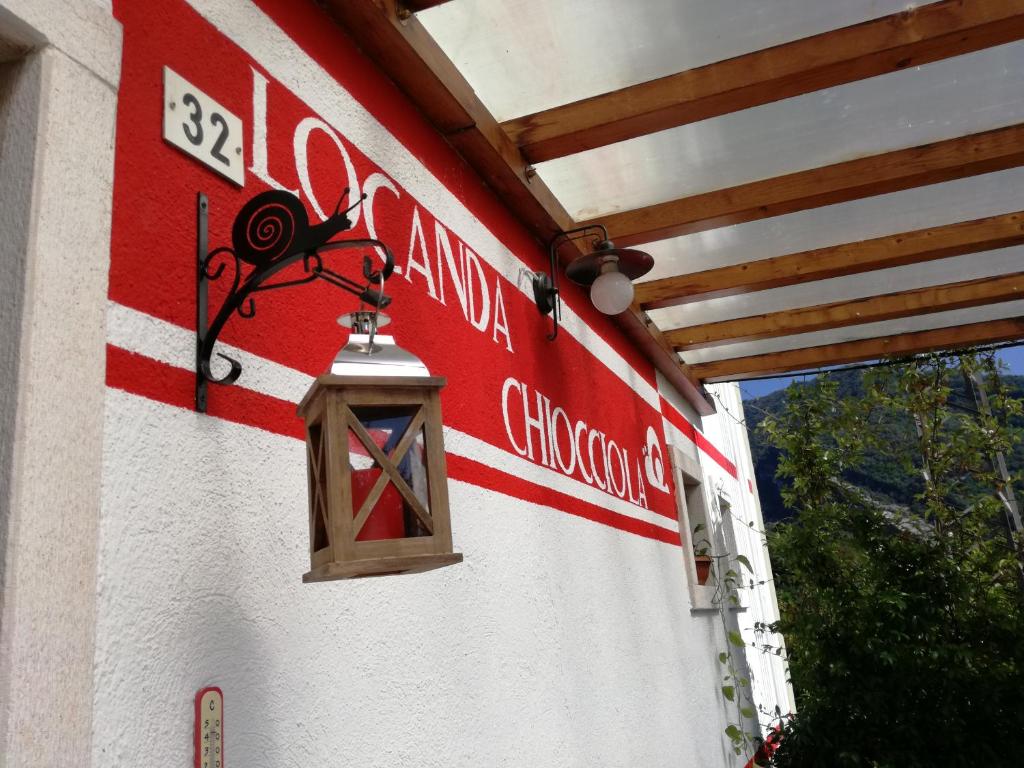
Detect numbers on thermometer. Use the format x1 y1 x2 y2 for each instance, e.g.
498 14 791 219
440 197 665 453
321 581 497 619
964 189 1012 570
195 687 223 768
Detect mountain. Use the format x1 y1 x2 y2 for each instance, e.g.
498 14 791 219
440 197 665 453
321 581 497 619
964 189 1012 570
743 369 1024 524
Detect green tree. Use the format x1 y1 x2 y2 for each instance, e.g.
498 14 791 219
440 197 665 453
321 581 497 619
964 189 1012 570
761 352 1024 768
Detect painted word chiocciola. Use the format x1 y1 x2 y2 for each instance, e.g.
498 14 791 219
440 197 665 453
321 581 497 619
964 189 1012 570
502 377 669 510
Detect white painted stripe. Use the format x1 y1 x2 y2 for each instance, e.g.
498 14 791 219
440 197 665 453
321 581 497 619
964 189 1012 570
107 301 309 403
107 301 677 533
444 429 678 532
181 0 660 410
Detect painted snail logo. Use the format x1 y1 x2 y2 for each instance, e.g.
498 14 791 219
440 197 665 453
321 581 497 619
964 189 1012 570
643 426 669 493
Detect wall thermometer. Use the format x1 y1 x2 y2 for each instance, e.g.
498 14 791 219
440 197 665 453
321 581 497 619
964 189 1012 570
194 687 223 768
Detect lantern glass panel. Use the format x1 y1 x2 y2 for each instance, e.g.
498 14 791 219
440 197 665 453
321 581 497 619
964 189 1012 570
348 404 432 541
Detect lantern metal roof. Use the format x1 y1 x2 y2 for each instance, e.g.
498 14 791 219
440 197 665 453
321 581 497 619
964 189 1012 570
325 0 1024 415
331 334 433 378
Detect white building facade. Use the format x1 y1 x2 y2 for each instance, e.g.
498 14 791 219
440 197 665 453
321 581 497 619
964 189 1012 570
0 1 791 765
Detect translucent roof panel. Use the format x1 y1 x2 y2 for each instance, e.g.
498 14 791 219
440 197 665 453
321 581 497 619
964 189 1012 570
419 0 932 122
648 246 1024 331
418 0 1024 380
679 300 1024 366
537 41 1024 219
636 167 1024 281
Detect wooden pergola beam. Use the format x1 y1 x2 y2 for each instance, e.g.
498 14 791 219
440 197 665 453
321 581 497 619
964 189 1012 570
322 0 714 414
503 0 1024 163
399 0 454 13
637 211 1024 310
690 318 1024 383
585 123 1024 247
322 0 571 243
668 272 1024 350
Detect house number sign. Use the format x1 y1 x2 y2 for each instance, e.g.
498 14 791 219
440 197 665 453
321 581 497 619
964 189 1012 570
163 66 245 186
194 686 224 768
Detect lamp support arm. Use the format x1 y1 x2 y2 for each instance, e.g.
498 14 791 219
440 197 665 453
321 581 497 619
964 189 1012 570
536 224 611 340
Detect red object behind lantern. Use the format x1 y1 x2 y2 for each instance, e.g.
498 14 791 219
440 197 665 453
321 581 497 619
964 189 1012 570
350 428 405 540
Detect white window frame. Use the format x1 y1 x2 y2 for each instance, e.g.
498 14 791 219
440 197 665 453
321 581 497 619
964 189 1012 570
0 2 121 764
670 446 717 611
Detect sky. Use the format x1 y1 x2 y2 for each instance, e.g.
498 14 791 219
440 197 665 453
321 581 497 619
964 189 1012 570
738 345 1024 401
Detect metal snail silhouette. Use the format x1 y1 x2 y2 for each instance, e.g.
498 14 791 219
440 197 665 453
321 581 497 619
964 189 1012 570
195 188 396 412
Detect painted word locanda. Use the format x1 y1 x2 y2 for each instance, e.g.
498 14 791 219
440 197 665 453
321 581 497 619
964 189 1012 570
248 68 514 354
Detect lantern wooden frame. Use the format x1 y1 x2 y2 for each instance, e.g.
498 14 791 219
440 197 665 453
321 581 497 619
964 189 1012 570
297 374 462 581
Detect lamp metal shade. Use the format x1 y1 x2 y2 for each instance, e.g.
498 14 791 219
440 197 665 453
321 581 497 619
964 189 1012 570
564 240 654 286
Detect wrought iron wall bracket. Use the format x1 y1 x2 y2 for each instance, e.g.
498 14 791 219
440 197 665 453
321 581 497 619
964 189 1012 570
195 190 396 412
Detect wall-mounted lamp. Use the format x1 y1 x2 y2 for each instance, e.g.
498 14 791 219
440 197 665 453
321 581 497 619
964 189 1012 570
531 224 654 340
195 189 462 580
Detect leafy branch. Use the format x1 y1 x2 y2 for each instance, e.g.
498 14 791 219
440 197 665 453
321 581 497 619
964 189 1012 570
760 350 1024 767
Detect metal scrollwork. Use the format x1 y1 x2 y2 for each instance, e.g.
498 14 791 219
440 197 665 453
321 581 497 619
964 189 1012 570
195 189 396 412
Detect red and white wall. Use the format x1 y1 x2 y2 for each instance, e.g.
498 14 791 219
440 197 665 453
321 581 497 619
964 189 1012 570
0 0 790 765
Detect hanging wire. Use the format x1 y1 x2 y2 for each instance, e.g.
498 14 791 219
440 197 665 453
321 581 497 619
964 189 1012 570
710 388 758 435
367 269 385 351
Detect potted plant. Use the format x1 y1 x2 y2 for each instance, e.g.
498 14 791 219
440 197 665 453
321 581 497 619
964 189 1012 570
692 523 713 585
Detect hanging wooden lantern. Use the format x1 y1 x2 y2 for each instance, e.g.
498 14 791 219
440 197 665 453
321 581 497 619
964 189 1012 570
297 312 462 581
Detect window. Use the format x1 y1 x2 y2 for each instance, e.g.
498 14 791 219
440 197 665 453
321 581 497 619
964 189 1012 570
670 447 717 611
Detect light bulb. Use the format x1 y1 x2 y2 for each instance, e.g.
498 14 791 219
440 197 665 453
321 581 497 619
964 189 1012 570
590 270 634 314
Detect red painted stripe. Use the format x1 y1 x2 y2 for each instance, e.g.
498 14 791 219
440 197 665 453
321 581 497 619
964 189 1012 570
106 345 680 546
660 396 738 478
106 344 304 440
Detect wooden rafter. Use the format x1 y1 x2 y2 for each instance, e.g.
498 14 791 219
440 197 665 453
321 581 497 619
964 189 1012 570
503 0 1024 163
690 318 1024 383
322 0 714 414
667 272 1024 350
584 123 1024 247
399 0 453 14
322 0 571 243
637 211 1024 310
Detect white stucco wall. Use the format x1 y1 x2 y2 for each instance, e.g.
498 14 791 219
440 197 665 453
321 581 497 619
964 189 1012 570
662 376 792 740
91 363 786 767
95 390 744 767
705 383 796 721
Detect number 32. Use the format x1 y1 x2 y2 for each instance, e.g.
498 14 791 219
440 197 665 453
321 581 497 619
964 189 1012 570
181 93 231 167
